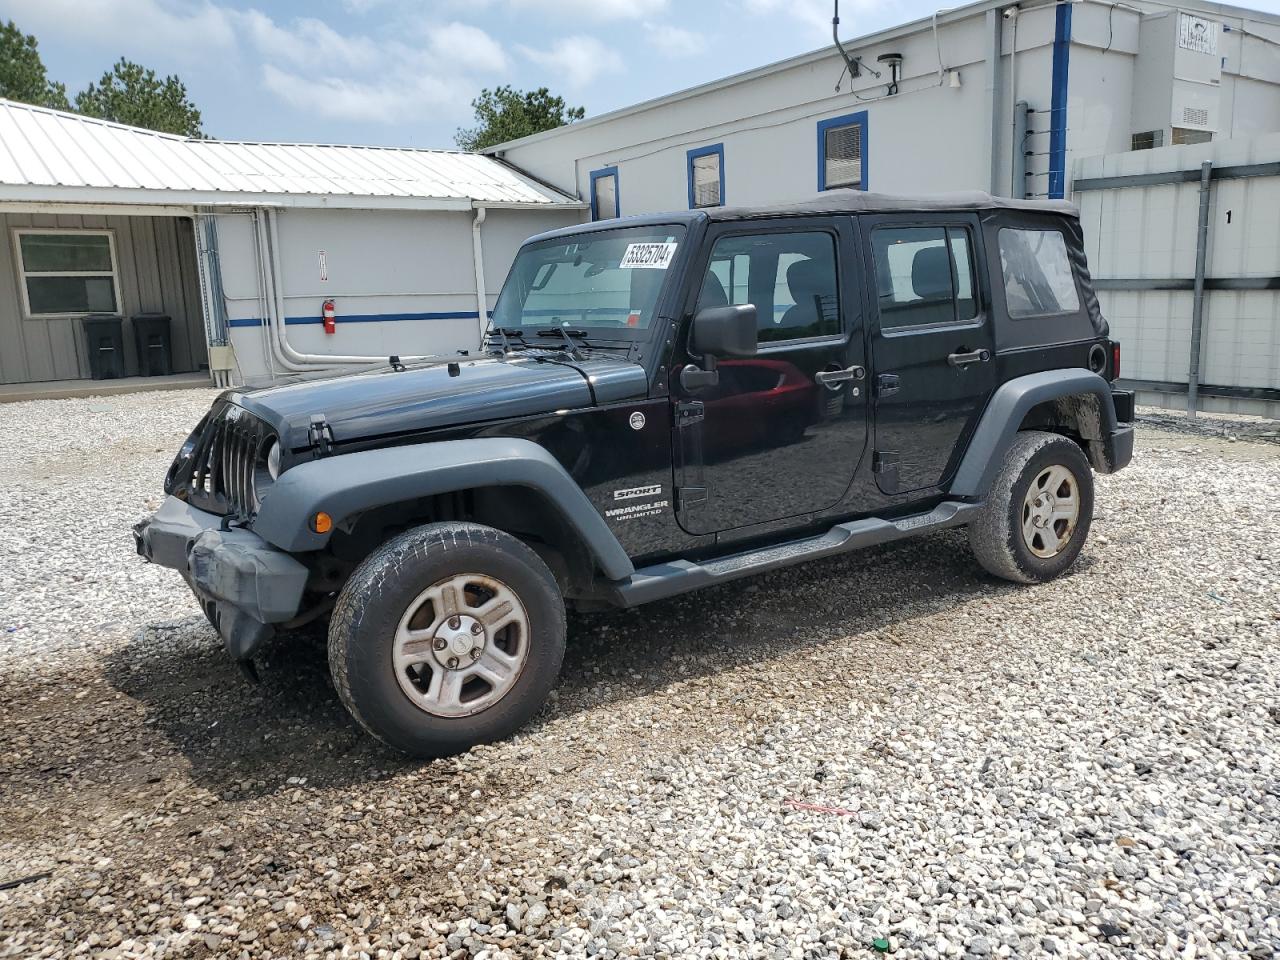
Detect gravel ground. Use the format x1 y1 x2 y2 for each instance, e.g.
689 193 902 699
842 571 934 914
0 390 1277 960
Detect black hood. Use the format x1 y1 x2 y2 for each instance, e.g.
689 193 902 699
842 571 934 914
231 352 649 452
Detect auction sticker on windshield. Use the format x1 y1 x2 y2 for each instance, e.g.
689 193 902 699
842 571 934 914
620 242 678 269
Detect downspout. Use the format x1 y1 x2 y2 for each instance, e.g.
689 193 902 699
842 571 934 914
1187 161 1213 419
986 9 1004 195
472 205 489 344
1007 5 1020 197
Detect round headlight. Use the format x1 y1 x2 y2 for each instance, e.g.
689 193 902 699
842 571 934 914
266 440 281 480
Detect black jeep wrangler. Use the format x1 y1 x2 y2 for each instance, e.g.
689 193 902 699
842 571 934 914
136 192 1134 757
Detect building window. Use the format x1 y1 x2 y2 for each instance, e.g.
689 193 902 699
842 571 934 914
15 230 120 317
589 166 619 221
816 111 868 191
687 143 724 208
1171 127 1213 146
872 226 978 329
1131 130 1165 151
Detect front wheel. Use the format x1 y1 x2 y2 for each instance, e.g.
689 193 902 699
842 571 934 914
968 431 1094 584
328 522 565 757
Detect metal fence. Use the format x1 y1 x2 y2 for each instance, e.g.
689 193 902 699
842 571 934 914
1074 134 1280 419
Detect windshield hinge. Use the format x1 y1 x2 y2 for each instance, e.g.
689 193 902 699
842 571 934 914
308 414 335 458
675 400 705 428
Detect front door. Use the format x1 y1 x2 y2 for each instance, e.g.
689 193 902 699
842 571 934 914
864 216 996 494
672 218 868 536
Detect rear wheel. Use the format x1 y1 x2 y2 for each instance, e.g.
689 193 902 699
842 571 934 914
328 522 565 757
968 431 1094 584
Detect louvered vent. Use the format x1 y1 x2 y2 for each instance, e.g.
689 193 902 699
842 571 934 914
1183 106 1210 127
824 123 862 189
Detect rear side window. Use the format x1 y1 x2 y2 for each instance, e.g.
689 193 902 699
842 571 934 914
871 226 977 329
998 228 1081 318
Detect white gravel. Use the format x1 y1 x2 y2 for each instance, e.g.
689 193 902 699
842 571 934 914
0 391 1277 960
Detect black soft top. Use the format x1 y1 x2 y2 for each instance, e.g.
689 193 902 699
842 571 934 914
707 191 1080 221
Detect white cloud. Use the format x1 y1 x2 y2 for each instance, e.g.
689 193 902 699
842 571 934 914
261 65 461 124
644 22 705 58
427 22 507 72
508 0 665 21
238 11 380 70
517 35 622 89
3 0 237 58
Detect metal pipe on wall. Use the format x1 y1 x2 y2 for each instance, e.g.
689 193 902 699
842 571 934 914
1012 101 1029 199
1187 160 1213 418
472 206 489 344
1007 6 1020 198
985 9 1004 196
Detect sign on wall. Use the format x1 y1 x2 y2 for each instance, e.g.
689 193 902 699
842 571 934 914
1178 14 1218 56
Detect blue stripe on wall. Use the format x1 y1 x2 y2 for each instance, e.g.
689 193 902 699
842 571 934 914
228 310 481 328
1048 3 1072 200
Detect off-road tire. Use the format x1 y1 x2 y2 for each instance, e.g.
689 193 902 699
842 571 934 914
968 430 1094 584
328 522 565 757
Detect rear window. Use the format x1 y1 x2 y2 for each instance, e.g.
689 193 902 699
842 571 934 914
998 228 1081 319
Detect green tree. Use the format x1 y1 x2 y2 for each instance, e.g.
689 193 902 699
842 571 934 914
0 20 70 110
74 58 203 137
455 86 584 152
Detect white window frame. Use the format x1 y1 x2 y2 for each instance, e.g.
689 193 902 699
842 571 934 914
13 228 121 319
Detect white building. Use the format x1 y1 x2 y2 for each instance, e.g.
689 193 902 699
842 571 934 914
486 0 1279 210
484 0 1280 414
0 100 581 389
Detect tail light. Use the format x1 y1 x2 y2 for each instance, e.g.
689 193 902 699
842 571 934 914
1112 342 1121 381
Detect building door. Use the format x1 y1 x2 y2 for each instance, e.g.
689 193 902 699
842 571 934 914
864 216 996 494
672 218 868 536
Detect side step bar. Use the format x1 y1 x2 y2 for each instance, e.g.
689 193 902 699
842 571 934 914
609 501 981 608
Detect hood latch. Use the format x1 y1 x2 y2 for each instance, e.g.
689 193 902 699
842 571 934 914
308 414 335 458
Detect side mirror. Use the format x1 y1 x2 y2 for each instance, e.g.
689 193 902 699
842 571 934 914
692 304 758 358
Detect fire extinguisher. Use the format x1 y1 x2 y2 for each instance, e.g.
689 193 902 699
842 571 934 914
322 299 337 335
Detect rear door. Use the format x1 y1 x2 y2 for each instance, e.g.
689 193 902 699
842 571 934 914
864 215 996 495
672 217 869 536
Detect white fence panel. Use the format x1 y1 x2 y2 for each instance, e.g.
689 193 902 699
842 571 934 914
1074 133 1280 418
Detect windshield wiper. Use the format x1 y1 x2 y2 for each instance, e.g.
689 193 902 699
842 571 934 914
535 327 587 360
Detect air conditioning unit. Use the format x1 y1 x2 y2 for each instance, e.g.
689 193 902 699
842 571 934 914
1129 10 1221 150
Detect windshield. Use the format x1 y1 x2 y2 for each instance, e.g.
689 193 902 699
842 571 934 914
490 225 687 339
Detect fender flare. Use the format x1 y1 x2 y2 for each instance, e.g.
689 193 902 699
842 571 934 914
950 369 1118 498
251 437 635 580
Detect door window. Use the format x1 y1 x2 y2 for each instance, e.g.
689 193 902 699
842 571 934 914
871 226 977 329
697 231 840 343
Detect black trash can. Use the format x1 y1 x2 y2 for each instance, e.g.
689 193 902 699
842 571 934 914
132 313 173 377
81 314 126 380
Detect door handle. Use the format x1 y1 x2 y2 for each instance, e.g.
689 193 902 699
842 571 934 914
947 348 991 368
814 365 865 390
876 373 900 398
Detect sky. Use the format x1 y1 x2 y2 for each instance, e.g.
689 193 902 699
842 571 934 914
8 0 967 148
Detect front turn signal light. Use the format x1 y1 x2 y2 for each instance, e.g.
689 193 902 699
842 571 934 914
311 512 333 534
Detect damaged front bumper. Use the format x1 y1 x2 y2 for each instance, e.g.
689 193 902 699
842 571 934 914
134 496 309 660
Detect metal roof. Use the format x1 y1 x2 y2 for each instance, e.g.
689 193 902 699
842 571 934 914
0 99 582 211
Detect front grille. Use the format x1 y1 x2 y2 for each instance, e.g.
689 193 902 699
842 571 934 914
184 401 274 518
